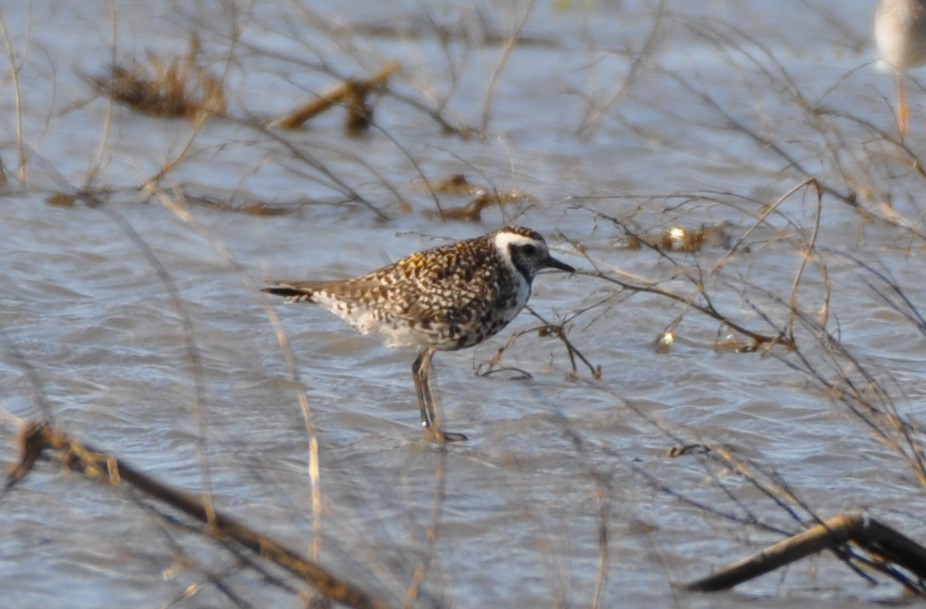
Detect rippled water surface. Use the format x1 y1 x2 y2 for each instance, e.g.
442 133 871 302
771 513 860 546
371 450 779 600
2 1 925 607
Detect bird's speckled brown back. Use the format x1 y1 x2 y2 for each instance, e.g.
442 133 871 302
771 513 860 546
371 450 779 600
269 228 536 350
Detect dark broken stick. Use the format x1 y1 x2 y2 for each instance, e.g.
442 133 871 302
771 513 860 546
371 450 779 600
270 62 400 130
686 513 926 592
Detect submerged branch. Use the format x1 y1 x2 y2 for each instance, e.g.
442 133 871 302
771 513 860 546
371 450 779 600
7 421 395 609
687 513 926 594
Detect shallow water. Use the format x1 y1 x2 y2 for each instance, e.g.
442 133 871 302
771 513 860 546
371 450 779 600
2 0 925 607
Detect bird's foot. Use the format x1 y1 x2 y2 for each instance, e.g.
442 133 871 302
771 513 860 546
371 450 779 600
439 430 469 442
422 426 468 443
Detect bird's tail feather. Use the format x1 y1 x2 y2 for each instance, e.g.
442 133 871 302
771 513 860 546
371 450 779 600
262 286 316 303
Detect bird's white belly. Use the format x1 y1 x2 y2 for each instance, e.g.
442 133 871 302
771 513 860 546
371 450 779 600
313 292 426 349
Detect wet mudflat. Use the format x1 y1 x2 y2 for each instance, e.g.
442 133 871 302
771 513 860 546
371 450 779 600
2 1 926 607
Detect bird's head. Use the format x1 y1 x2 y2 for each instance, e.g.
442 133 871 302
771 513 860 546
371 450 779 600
493 226 574 282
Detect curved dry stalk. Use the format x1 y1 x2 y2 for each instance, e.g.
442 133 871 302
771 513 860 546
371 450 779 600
0 12 28 180
570 179 834 353
479 0 536 132
151 185 324 562
18 158 223 533
93 203 217 527
6 151 223 531
784 179 829 339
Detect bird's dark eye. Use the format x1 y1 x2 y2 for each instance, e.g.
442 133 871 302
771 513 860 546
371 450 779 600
522 244 537 256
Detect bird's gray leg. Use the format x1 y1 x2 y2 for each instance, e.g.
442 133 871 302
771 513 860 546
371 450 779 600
412 349 435 430
412 348 467 442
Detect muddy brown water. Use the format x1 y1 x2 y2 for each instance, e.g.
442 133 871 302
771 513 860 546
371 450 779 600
1 1 924 607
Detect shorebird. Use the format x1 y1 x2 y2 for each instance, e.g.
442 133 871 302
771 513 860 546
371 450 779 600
875 0 926 135
264 226 574 442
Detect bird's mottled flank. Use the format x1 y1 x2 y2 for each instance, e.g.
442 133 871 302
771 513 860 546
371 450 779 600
264 226 573 442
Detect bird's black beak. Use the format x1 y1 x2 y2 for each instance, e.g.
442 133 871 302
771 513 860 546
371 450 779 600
544 254 574 273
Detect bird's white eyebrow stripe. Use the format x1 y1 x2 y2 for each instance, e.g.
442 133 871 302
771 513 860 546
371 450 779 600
493 231 543 250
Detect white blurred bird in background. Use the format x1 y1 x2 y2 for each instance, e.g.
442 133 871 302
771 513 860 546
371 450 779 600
875 0 926 135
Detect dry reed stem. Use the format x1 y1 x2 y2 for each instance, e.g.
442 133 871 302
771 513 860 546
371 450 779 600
82 199 217 529
401 445 448 609
7 421 394 609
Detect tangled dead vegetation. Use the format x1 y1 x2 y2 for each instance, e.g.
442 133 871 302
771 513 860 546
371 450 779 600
90 34 227 120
